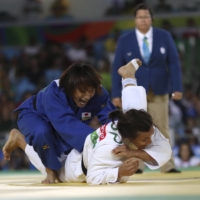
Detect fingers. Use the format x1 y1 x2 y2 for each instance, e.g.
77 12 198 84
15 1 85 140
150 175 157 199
112 145 126 153
114 152 126 157
113 145 126 151
126 158 139 165
125 158 139 175
125 158 134 163
3 152 10 161
171 92 183 100
119 158 139 177
129 166 138 175
112 146 133 158
112 146 127 157
112 150 125 157
125 158 139 169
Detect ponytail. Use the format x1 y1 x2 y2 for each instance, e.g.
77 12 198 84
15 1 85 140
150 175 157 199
108 110 128 124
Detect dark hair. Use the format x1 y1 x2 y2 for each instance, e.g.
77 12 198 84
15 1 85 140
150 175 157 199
109 109 154 140
133 3 154 20
59 63 102 97
178 142 194 158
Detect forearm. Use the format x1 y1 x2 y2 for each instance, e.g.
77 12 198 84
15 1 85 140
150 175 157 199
131 150 158 166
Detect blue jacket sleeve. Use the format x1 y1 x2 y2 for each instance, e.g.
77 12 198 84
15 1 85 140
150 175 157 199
111 38 126 98
166 32 183 92
42 85 95 152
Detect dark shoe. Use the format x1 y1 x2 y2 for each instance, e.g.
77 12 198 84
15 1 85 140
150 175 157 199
166 168 181 173
135 169 143 174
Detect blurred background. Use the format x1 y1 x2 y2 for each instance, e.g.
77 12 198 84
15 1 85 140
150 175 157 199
0 0 200 171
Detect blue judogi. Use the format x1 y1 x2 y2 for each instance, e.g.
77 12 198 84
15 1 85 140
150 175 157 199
14 80 116 170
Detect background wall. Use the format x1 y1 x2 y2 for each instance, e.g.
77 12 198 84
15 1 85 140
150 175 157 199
0 0 110 19
0 0 200 20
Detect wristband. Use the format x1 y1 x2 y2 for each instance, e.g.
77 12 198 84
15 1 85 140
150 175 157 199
122 78 137 88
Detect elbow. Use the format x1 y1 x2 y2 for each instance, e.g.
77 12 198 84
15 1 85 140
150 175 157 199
152 159 158 166
167 151 172 163
146 159 158 166
161 149 172 167
167 148 173 162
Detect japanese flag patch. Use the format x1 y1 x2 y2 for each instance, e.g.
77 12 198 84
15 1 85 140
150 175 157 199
81 112 92 121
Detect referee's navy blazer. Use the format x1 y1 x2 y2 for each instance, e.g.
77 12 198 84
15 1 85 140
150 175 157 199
111 27 183 98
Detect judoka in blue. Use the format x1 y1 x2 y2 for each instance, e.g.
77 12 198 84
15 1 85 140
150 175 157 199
13 63 116 182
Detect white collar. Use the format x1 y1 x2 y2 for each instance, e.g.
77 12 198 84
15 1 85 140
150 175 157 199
136 27 153 40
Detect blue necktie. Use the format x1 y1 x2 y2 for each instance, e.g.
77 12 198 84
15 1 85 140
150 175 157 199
143 36 150 64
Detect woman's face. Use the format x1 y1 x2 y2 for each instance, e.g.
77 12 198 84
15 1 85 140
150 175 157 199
132 126 154 149
180 144 190 161
73 87 95 108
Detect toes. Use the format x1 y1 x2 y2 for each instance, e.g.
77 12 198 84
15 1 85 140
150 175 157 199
5 157 10 161
41 180 50 184
3 153 10 160
50 180 55 184
41 179 55 184
136 59 142 66
56 178 62 183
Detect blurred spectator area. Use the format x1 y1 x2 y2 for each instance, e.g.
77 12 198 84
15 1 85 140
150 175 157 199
0 0 200 21
0 0 200 170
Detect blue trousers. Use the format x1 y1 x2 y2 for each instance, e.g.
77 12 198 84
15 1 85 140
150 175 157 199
17 110 70 170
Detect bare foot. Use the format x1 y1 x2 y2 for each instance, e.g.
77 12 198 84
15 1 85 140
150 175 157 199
41 168 62 184
118 59 142 79
2 128 26 161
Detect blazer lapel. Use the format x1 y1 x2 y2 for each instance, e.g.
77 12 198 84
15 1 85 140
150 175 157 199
133 29 152 65
131 29 158 65
132 30 144 62
149 28 157 63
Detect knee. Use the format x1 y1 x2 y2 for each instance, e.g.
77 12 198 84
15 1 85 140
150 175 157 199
32 125 53 144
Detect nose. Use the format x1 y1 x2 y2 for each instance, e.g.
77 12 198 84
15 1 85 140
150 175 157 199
84 92 92 100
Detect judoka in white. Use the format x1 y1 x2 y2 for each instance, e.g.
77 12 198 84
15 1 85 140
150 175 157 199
3 59 172 185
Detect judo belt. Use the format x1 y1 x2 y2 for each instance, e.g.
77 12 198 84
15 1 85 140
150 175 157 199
81 156 87 176
64 149 71 155
33 96 37 110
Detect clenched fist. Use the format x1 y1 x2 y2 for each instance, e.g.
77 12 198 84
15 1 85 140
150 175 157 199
118 158 139 179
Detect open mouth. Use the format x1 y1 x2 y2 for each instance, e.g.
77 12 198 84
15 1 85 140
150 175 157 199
79 99 88 106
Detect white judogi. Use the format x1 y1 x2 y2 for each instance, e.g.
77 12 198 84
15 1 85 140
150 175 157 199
25 86 172 185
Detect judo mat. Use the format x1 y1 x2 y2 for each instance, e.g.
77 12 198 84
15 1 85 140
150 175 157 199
1 168 200 200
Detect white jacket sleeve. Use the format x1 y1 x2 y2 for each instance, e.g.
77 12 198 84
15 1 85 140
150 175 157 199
143 127 172 169
86 144 129 185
